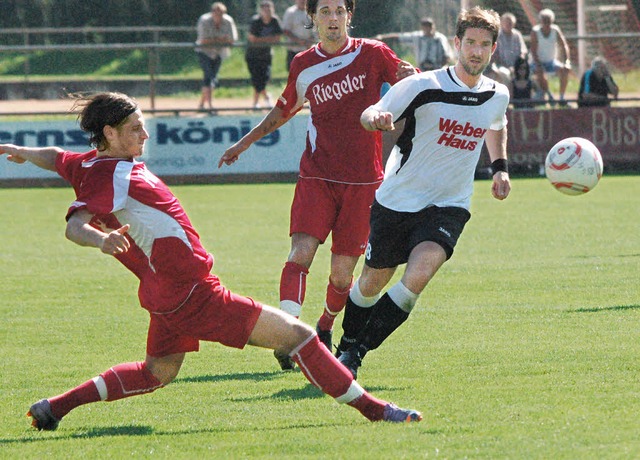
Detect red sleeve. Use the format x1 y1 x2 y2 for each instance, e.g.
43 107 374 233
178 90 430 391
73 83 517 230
276 55 305 118
373 39 421 85
55 150 92 186
370 40 402 85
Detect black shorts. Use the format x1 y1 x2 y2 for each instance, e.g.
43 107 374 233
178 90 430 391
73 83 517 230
364 200 471 269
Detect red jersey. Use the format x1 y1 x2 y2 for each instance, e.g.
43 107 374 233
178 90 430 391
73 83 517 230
277 37 402 184
56 150 214 314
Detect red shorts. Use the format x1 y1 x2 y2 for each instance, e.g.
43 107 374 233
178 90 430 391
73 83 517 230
146 274 263 358
290 178 379 257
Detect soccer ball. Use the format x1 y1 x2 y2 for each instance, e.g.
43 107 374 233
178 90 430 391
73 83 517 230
544 137 603 195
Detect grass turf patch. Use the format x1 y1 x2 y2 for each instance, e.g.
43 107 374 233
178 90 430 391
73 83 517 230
0 177 638 458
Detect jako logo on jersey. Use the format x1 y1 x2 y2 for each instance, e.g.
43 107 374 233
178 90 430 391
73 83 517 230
438 227 451 237
311 73 366 104
437 118 488 151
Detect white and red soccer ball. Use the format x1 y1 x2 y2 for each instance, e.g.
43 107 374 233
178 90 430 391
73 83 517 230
545 137 603 195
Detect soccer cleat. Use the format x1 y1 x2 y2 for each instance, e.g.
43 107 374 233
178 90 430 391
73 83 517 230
337 345 364 379
315 322 332 351
273 349 296 371
334 336 356 359
27 399 60 431
382 403 423 423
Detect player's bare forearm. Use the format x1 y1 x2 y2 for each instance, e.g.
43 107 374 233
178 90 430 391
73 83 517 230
0 144 61 171
218 106 289 167
485 128 511 200
65 210 131 255
486 128 507 162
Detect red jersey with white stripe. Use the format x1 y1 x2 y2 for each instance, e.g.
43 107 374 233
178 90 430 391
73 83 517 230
56 150 214 314
277 37 403 184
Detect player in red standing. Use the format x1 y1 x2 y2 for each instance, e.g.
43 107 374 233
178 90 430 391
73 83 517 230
0 92 422 431
218 0 417 370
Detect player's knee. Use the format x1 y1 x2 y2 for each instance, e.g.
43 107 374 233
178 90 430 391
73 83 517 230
279 320 314 353
329 272 352 291
146 356 183 385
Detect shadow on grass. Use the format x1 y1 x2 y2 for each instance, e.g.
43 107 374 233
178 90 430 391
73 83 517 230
569 253 640 259
6 416 435 444
0 425 153 445
175 372 406 399
568 304 640 313
174 370 286 384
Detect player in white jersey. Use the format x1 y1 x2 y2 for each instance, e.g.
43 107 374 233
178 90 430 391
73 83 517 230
336 7 512 379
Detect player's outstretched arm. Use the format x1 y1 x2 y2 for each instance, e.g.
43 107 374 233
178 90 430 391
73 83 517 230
360 107 395 132
485 128 511 201
218 106 289 168
0 144 61 171
66 209 131 256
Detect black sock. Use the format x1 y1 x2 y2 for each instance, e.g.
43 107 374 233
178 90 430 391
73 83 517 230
357 293 410 351
339 296 374 346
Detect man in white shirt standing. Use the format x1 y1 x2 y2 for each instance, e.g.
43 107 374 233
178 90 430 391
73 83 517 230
282 0 317 71
195 2 238 111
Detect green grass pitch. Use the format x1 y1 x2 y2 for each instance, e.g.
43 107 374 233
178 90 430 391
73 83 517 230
0 176 638 458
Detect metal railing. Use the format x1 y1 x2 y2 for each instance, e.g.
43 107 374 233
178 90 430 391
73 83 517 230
2 26 640 113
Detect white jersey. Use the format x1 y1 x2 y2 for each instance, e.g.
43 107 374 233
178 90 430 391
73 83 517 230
372 66 509 212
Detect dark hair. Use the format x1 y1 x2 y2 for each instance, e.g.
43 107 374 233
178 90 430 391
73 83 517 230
513 56 530 79
455 6 500 44
72 92 138 151
307 0 355 16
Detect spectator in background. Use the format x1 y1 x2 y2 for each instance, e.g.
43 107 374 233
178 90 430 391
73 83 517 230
489 12 527 83
529 8 571 105
195 2 238 112
246 0 283 109
511 56 535 108
578 56 619 107
282 0 316 71
495 13 527 71
376 17 453 71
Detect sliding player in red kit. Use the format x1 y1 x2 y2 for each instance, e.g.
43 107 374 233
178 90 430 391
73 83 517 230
219 0 418 370
0 92 421 431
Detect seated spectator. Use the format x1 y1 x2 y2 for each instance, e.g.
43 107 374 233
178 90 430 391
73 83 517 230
376 17 453 71
578 57 619 107
484 62 511 88
511 56 535 109
489 12 528 82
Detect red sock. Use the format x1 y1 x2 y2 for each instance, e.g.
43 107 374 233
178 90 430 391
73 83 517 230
290 335 387 421
347 392 387 422
317 278 352 331
101 362 164 401
279 261 309 317
48 362 163 420
291 335 354 398
48 378 101 420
